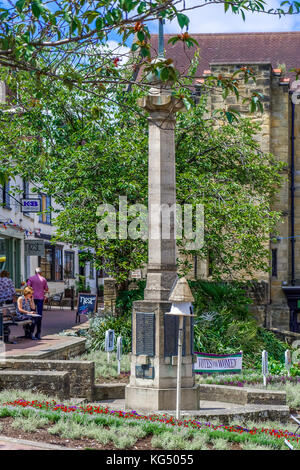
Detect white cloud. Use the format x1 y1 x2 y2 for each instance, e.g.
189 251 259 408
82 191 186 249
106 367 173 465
88 40 131 65
158 0 299 33
105 40 131 64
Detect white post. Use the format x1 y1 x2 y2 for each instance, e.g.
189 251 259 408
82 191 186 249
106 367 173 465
117 336 122 375
105 329 115 363
262 350 268 388
285 350 291 377
176 315 184 420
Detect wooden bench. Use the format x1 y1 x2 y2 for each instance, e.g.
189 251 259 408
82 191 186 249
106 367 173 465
0 304 33 344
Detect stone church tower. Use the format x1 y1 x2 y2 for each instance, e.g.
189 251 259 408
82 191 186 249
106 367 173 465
150 32 300 333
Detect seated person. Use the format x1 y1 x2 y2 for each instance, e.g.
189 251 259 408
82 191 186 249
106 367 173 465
16 287 40 340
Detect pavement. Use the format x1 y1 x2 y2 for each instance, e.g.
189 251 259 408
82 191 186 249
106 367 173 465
3 308 89 356
0 435 74 450
10 307 89 337
0 308 89 449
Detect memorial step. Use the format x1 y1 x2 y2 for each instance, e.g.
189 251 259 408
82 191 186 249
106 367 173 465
0 370 70 400
93 383 125 400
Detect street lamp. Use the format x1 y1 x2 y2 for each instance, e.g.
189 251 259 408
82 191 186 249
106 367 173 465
166 277 195 420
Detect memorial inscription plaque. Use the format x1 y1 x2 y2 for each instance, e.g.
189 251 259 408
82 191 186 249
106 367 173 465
136 312 155 356
164 315 193 357
135 365 155 379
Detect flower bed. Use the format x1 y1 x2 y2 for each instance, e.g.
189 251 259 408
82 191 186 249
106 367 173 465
3 399 300 446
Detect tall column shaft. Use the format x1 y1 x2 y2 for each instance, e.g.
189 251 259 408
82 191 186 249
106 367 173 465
145 110 177 301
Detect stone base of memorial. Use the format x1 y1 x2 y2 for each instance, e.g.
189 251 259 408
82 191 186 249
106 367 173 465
125 300 199 411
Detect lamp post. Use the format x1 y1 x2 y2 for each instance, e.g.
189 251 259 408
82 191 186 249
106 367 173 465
166 277 195 420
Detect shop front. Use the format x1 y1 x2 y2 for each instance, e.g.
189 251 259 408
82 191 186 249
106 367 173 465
0 231 22 288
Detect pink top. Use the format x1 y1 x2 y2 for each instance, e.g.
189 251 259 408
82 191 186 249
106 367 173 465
27 274 49 300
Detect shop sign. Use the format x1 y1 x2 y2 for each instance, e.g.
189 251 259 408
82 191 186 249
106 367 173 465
24 240 45 257
21 199 41 213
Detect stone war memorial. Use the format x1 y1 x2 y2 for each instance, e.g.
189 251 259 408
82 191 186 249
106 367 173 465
125 23 199 411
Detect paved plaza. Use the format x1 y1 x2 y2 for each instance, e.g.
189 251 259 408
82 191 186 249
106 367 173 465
2 308 89 358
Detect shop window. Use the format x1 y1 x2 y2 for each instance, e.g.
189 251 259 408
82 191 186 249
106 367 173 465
39 245 63 281
0 236 21 287
0 237 8 272
1 180 11 209
39 194 51 224
55 246 63 281
64 251 75 279
40 245 53 281
89 261 95 279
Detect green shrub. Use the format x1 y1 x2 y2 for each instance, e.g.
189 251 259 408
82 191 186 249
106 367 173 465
256 328 287 362
77 350 130 379
189 280 251 320
116 280 146 316
190 280 289 367
12 415 50 432
86 315 132 353
85 281 145 352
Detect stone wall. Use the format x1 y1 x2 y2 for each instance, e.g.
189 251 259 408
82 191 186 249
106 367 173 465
199 384 286 405
0 370 70 400
0 359 95 399
103 278 117 314
93 383 125 400
269 327 300 346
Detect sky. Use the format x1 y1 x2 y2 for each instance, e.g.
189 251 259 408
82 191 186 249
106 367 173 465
107 0 300 46
164 0 300 34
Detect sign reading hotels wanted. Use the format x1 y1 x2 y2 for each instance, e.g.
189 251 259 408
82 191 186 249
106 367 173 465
194 352 243 374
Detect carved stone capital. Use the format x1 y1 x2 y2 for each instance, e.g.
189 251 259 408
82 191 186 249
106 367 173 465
138 87 185 116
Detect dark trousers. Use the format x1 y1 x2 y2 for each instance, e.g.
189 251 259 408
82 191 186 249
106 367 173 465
34 299 44 336
24 318 37 337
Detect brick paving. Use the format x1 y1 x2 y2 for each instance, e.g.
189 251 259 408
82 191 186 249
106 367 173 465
3 308 89 356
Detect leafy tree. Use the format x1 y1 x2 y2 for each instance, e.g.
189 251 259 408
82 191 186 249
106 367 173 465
0 64 283 286
0 0 299 89
0 0 298 116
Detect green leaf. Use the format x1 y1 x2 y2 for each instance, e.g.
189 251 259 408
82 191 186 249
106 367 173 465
137 31 145 42
131 42 139 52
137 2 147 14
168 37 180 45
16 0 26 13
0 11 9 21
87 11 99 24
160 67 169 81
140 46 150 57
0 171 9 185
31 0 43 19
71 19 78 34
96 17 104 31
